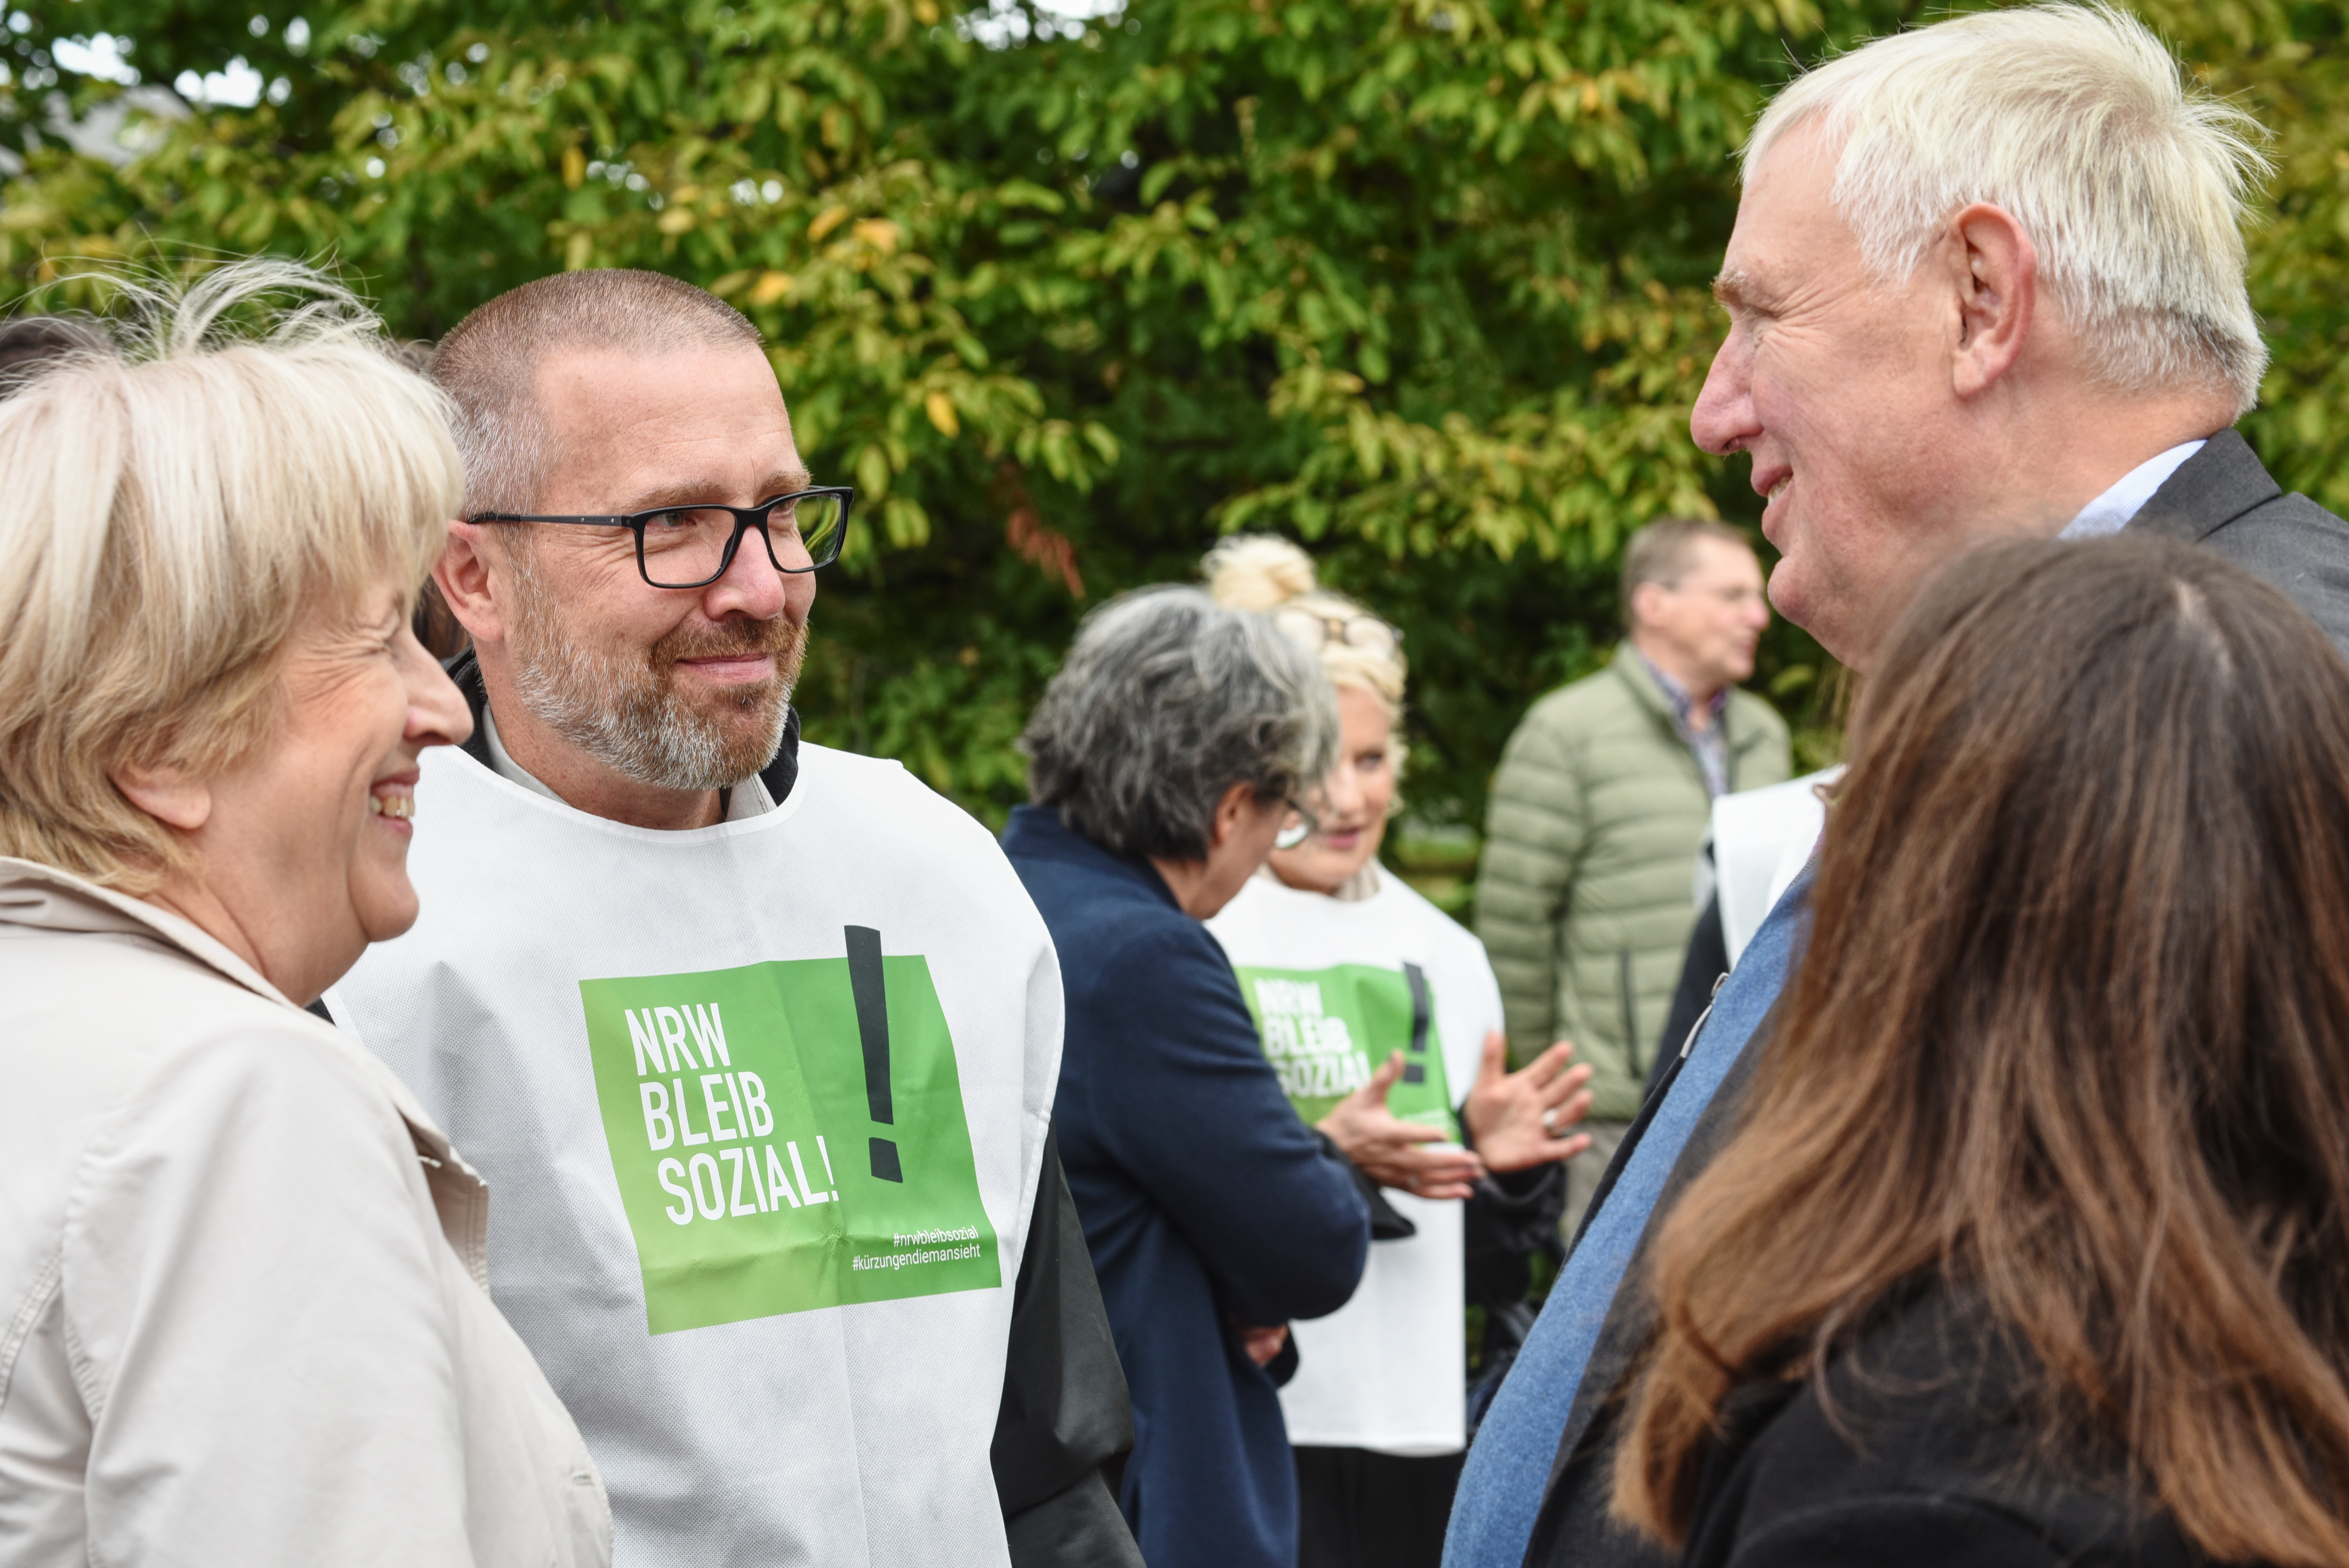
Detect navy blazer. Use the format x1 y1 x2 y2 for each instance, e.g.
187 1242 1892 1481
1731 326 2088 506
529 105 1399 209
1003 805 1371 1568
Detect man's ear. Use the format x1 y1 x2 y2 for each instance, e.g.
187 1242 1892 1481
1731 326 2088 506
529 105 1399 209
433 519 507 646
112 761 211 832
1948 201 2037 400
1627 579 1668 634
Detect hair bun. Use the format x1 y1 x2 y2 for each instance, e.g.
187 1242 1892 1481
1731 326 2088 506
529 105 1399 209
1203 534 1318 611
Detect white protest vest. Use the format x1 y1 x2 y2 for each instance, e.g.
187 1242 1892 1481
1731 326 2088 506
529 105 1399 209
1712 766 1840 968
1206 871 1499 1456
325 741 1062 1568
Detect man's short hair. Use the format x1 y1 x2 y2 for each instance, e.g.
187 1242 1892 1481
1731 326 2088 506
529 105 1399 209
1622 518 1752 629
1746 2 2270 413
430 269 761 517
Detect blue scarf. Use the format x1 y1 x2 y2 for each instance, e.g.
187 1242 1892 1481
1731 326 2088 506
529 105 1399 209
1443 866 1815 1566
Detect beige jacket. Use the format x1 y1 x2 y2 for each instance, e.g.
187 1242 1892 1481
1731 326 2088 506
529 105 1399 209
0 859 611 1567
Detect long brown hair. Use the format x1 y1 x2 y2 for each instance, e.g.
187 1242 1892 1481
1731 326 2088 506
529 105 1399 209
1613 536 2349 1563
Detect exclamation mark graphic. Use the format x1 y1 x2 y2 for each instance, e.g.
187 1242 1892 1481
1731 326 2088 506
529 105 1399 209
846 925 903 1182
1401 962 1431 1085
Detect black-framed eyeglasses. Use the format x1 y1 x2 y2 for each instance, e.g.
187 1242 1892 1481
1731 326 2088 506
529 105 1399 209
468 487 855 589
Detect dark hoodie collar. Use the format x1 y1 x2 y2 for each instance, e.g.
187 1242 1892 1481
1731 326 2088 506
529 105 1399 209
442 646 801 807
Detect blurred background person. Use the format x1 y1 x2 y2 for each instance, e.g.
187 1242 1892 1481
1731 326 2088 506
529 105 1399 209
1005 587 1371 1568
1204 538 1592 1568
1474 519 1788 1237
1616 536 2349 1567
0 264 609 1566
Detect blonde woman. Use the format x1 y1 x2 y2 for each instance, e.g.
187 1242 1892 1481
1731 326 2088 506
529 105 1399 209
0 266 610 1566
1204 537 1592 1568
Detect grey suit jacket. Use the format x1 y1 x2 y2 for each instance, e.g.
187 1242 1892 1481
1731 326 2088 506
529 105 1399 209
1516 427 2349 1568
2131 429 2349 655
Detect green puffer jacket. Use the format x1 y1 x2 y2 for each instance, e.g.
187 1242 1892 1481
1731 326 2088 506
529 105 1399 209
1475 647 1791 1121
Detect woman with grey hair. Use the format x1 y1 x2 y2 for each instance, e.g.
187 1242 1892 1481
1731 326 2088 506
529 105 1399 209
1003 586 1374 1568
1202 538 1593 1568
0 265 610 1566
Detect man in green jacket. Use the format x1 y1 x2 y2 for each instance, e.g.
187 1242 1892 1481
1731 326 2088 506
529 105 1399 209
1476 518 1790 1237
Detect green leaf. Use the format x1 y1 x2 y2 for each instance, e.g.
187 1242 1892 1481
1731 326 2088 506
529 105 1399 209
855 440 894 501
1 0 1976 830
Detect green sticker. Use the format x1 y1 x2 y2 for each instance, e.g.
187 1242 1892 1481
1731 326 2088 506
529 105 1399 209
579 945 1000 1335
1232 962 1459 1138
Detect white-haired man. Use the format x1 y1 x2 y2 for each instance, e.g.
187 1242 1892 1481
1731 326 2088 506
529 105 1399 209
323 269 1140 1568
1445 8 2349 1567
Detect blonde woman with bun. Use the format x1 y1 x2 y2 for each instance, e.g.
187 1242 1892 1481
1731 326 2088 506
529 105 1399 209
1203 536 1594 1568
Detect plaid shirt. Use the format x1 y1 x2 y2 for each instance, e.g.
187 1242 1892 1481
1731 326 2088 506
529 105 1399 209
1638 651 1731 798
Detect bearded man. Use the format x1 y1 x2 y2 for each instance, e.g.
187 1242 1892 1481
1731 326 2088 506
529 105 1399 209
325 270 1138 1568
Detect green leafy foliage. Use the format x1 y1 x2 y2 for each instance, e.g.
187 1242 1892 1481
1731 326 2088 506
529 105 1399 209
6 0 2343 843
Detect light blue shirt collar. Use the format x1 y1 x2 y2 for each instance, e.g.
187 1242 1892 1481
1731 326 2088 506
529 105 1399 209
2057 438 2205 540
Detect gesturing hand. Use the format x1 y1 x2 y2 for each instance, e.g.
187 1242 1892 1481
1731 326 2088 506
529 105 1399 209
1461 1031 1594 1174
1316 1050 1486 1200
1232 1322 1291 1367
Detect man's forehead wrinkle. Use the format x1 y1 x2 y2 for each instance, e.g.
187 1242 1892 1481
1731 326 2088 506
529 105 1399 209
620 467 813 513
534 347 788 427
623 477 752 512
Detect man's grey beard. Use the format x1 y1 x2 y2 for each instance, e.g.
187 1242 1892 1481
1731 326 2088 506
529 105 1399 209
503 547 801 792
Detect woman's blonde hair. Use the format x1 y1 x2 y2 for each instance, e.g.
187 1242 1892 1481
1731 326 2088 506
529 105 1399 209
1203 534 1406 710
0 260 462 893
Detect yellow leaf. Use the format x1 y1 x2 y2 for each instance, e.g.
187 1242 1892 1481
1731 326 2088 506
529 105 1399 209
913 0 939 21
672 184 702 203
564 231 593 271
562 145 585 189
749 270 794 306
657 207 695 235
808 206 851 241
924 390 960 437
851 218 901 255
